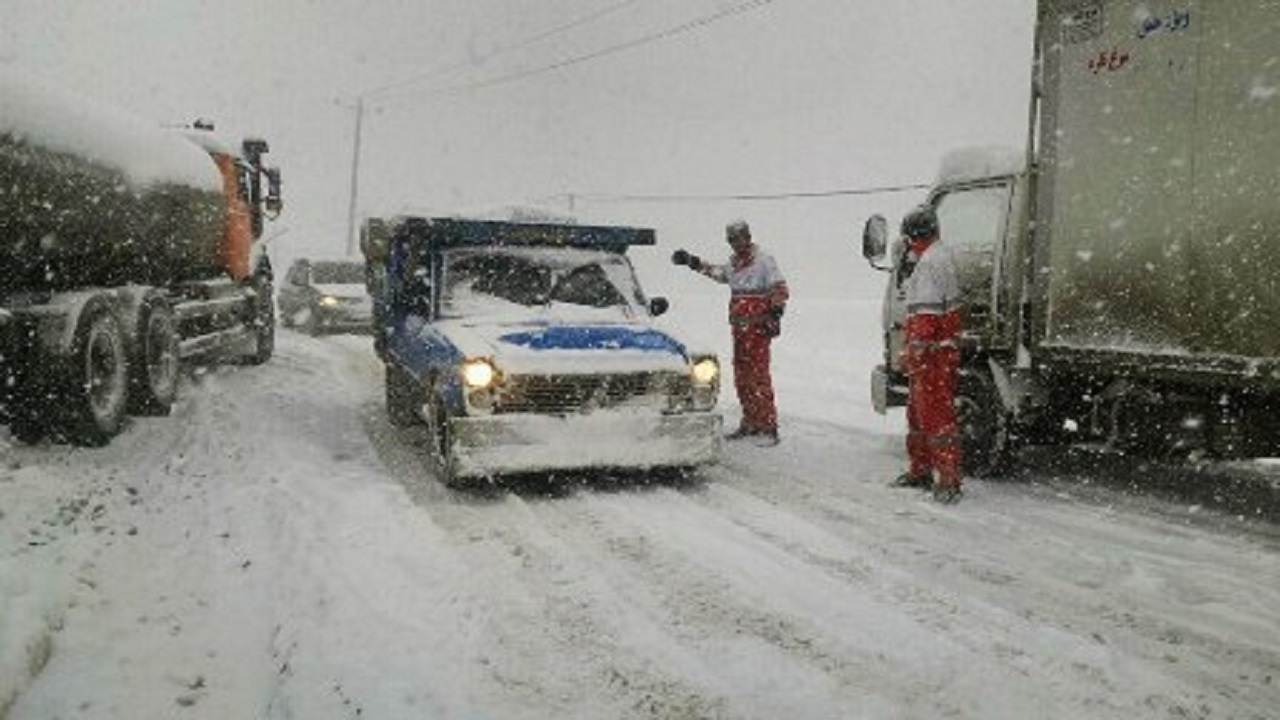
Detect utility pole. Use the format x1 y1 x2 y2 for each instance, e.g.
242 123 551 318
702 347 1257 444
344 96 365 257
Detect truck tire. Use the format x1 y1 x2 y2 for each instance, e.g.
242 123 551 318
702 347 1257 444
63 300 130 446
6 366 49 444
957 366 1014 478
8 406 48 445
128 295 179 416
244 277 276 365
385 364 420 427
427 394 461 488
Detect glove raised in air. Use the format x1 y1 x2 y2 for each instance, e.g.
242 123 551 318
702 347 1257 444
671 249 702 271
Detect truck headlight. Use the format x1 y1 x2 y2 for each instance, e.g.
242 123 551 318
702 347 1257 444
461 357 497 389
318 295 339 307
692 357 719 386
687 354 720 411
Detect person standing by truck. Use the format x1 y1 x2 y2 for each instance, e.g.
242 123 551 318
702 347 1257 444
891 205 964 503
672 220 789 445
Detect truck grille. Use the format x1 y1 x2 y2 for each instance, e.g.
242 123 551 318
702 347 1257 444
495 371 689 415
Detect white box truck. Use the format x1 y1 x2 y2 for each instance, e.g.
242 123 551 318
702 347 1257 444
863 0 1280 474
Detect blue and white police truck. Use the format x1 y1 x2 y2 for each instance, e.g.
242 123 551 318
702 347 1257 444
362 213 723 486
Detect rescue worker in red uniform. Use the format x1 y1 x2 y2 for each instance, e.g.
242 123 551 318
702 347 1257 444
672 220 789 444
892 205 964 503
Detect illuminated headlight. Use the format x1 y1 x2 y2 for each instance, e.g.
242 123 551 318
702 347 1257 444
318 295 339 307
461 358 498 389
692 357 720 386
687 354 720 411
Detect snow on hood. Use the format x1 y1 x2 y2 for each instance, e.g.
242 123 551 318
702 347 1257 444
436 318 690 375
0 66 220 191
313 282 370 300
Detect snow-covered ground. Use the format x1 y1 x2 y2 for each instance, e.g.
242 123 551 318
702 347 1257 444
3 294 1279 719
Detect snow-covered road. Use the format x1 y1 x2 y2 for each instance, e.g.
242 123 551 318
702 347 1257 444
3 326 1279 719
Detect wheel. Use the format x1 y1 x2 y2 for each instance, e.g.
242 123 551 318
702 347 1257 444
385 364 420 427
128 296 179 416
244 278 275 365
956 366 1015 478
8 408 47 445
63 301 130 446
5 365 48 444
426 392 461 488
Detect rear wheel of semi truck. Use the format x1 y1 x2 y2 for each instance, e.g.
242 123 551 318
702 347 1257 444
6 367 49 444
8 397 48 445
128 295 179 416
64 300 130 446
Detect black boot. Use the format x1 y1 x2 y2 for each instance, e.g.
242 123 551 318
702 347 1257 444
931 483 964 504
891 472 931 489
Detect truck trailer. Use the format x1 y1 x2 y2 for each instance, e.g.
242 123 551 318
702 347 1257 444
863 0 1280 475
1 69 283 445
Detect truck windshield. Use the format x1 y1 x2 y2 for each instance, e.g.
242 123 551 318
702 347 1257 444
933 183 1011 312
441 247 642 320
935 185 1009 256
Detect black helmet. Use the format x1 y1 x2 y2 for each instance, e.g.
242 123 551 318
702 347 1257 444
901 205 939 240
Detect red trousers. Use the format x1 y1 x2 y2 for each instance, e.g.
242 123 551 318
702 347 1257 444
730 296 778 432
905 321 962 487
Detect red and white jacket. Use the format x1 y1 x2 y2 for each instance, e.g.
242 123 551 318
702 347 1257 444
701 245 789 328
903 240 962 363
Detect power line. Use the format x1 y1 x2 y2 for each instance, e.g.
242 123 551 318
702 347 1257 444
551 181 932 205
361 0 645 100
394 0 778 100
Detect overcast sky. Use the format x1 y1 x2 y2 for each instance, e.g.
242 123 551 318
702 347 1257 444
3 0 1036 299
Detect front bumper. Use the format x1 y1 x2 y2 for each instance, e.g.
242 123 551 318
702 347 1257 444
315 305 373 332
449 410 723 478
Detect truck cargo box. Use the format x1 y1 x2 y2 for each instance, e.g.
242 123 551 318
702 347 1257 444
1033 0 1280 381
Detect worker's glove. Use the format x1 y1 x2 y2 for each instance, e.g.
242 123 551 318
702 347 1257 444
763 305 785 337
671 249 702 271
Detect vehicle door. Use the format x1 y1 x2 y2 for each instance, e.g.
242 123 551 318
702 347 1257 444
279 259 312 319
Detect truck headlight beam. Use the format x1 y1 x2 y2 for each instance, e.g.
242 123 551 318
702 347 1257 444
461 358 498 389
692 357 719 386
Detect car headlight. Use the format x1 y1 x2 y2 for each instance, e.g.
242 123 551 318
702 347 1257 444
318 295 339 307
692 357 719 386
684 354 720 412
461 357 498 389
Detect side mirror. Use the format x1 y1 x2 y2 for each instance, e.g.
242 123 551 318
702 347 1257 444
862 214 891 270
649 297 669 317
